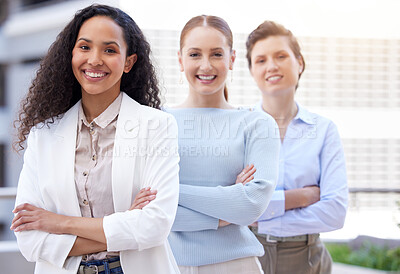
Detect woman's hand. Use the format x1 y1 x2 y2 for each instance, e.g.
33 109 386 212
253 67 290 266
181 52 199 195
11 203 68 234
235 164 256 185
218 219 230 227
129 187 157 210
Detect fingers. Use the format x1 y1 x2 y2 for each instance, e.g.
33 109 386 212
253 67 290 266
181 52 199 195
236 164 256 185
133 194 156 206
135 187 157 200
130 187 157 210
244 175 254 183
12 203 38 214
133 200 151 210
10 211 37 231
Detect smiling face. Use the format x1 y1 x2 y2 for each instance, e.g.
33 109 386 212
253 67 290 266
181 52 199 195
72 16 136 100
250 35 303 97
179 26 235 97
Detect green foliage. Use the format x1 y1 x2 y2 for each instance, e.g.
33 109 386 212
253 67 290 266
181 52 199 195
325 242 400 271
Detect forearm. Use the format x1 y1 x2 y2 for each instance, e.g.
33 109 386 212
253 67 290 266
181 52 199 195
284 187 319 210
68 237 107 257
65 217 106 244
172 205 219 232
179 181 275 225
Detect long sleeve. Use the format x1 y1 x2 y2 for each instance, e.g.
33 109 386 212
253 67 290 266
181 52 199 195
14 130 77 269
259 121 348 235
178 116 280 226
283 122 347 233
171 205 219 232
103 114 180 251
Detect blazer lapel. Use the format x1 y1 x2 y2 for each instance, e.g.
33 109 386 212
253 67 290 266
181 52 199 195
112 93 141 212
52 102 81 216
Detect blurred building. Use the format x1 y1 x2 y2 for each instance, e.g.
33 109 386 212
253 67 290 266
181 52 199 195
0 0 399 246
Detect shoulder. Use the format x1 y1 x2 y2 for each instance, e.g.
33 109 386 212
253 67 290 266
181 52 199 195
297 105 341 143
301 106 337 131
241 108 278 131
122 94 176 121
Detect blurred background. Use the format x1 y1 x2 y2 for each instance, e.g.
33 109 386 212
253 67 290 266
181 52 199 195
0 0 399 273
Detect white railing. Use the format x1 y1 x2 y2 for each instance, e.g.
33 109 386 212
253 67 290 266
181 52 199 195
0 187 17 199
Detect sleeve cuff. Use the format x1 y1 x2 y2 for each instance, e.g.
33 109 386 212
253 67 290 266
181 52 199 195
39 233 77 268
258 190 285 221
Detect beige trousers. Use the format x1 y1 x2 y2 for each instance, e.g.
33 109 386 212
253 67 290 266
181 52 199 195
179 256 264 274
254 233 332 274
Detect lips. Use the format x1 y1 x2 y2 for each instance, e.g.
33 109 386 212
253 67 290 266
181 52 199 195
197 75 216 80
266 75 282 83
83 69 109 81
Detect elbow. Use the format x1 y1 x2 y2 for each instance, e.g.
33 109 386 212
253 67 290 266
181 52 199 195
334 205 347 229
137 214 173 250
323 201 347 231
234 202 268 226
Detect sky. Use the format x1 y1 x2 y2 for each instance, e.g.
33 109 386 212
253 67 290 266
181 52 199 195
121 0 400 39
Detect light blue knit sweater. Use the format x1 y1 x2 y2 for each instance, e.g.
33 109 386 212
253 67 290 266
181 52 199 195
166 107 280 266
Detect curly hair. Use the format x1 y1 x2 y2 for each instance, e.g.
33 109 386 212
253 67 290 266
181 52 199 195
14 4 161 151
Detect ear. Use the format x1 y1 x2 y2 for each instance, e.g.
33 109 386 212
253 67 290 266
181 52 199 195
229 50 236 70
178 50 184 72
124 54 137 73
297 56 304 75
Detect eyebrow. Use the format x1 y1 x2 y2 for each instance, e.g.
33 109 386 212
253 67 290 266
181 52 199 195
77 38 120 48
186 47 224 52
255 50 288 57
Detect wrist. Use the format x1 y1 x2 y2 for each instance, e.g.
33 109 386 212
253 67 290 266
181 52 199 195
63 216 75 235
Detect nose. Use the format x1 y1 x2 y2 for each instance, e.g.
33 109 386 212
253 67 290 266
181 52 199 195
266 59 278 72
88 50 103 66
199 57 212 72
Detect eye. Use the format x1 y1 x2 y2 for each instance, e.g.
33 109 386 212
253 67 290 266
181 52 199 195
213 52 223 57
189 53 200 57
278 55 287 59
256 59 265 64
105 48 116 54
79 45 90 50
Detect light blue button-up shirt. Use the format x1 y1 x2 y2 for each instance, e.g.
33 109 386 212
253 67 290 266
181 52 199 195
256 102 348 236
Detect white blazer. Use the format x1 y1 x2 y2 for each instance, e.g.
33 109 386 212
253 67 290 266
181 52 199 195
14 93 180 274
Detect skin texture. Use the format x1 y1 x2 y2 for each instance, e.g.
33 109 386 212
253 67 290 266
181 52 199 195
247 35 319 215
11 16 157 257
177 26 235 109
249 36 303 99
72 16 136 121
11 187 157 256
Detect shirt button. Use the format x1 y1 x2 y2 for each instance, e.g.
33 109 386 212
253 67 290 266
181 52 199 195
89 128 94 135
271 211 275 216
83 199 88 205
83 171 88 176
92 154 97 161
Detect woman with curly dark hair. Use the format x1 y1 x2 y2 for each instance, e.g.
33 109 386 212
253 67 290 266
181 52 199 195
10 4 180 274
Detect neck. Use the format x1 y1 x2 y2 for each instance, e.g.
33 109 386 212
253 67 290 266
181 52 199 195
261 93 297 126
81 91 120 123
179 88 233 109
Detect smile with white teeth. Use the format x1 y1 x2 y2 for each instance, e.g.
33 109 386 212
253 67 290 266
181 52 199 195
197 75 216 80
267 76 282 82
85 71 107 78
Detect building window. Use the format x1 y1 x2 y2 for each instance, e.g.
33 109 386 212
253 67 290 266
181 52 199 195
0 65 5 107
0 0 8 25
20 0 65 9
0 144 4 187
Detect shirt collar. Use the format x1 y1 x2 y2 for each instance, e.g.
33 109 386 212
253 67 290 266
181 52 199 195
255 101 316 125
78 92 122 131
293 102 316 125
